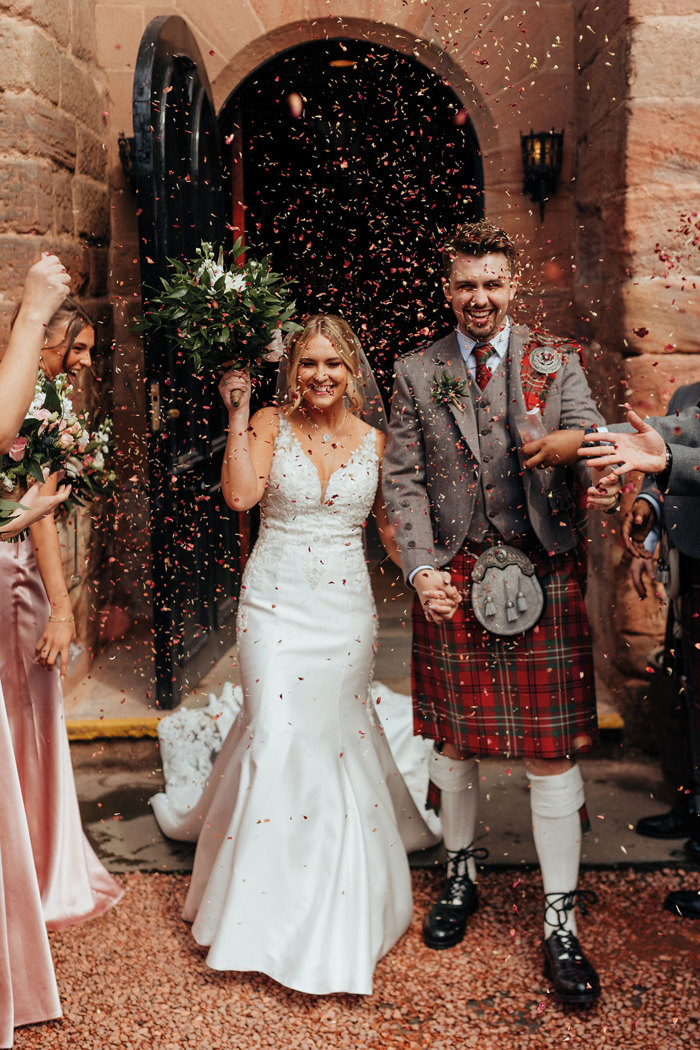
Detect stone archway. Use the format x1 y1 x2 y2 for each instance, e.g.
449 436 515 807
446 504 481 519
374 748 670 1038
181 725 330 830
211 15 502 191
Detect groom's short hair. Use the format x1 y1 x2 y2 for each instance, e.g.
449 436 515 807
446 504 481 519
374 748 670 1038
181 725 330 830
442 220 518 278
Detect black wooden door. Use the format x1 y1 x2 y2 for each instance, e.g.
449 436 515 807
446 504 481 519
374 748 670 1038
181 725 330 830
132 15 239 708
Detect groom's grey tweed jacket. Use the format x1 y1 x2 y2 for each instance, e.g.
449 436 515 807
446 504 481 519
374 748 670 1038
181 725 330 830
383 323 605 582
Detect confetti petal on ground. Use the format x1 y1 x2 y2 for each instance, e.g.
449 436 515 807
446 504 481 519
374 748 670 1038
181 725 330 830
14 869 699 1049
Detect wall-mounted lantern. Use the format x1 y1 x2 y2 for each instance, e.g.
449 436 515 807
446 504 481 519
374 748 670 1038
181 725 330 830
520 128 564 221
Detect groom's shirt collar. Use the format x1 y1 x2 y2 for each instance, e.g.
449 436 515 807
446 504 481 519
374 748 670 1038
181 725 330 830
456 318 511 377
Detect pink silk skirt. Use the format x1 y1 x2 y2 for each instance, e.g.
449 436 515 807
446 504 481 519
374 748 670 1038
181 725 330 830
0 539 123 934
0 680 61 1046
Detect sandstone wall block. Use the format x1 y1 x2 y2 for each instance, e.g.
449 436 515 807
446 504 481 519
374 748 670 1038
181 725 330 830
77 126 108 181
0 233 43 317
574 0 629 71
623 352 700 416
574 102 627 207
0 0 71 49
0 20 60 103
72 176 109 241
175 0 261 70
628 16 700 99
0 93 77 169
71 0 98 61
95 2 146 71
624 187 700 279
52 169 74 234
597 273 700 360
584 36 630 133
88 245 109 298
0 159 53 235
59 53 104 134
630 0 700 14
627 100 699 188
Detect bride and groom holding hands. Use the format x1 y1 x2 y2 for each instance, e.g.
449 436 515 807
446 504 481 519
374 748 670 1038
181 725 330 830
154 220 619 1006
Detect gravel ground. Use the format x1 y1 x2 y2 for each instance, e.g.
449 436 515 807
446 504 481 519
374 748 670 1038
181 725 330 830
14 868 699 1050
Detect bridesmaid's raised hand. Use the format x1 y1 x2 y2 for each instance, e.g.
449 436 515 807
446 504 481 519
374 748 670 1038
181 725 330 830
20 253 71 326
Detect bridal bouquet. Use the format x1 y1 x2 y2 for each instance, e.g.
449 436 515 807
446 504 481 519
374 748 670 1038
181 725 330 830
0 373 116 518
135 240 299 398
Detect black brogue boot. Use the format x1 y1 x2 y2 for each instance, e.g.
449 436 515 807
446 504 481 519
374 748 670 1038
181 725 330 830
422 844 487 950
542 891 600 1006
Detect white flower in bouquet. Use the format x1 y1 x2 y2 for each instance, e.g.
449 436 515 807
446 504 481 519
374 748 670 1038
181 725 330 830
197 251 248 295
264 328 287 363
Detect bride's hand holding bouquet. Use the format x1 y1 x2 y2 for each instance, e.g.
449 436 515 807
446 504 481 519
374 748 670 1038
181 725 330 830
219 368 252 418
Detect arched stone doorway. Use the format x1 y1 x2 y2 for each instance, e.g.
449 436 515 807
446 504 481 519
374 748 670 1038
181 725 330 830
128 16 487 707
220 38 483 392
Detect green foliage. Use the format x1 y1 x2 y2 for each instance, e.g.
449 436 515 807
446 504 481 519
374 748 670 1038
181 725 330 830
134 240 300 375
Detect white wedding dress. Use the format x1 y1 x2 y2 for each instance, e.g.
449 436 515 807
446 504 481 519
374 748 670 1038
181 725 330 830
160 416 429 995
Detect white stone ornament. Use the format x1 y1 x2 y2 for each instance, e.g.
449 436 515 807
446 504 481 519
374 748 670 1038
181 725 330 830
530 345 562 375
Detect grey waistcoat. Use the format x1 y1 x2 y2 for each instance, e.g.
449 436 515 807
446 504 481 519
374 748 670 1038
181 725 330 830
465 353 530 542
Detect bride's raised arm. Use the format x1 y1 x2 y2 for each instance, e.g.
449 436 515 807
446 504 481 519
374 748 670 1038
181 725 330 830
219 368 278 511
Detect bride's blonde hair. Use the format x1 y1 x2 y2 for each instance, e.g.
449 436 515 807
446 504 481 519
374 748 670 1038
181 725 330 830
286 315 364 413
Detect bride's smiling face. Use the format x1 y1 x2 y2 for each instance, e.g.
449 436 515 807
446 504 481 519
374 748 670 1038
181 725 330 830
296 335 349 409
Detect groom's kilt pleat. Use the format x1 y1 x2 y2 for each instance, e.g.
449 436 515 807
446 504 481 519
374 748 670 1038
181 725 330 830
412 542 597 761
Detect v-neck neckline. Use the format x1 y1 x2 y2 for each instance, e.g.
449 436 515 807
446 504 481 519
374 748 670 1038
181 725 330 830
281 415 374 503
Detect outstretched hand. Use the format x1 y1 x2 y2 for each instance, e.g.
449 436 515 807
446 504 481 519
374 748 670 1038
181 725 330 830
578 408 667 479
413 568 462 623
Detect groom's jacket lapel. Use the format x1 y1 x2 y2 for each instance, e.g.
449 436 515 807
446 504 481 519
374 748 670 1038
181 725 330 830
431 333 480 461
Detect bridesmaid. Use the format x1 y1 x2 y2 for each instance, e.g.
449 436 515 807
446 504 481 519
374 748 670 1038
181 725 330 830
0 254 71 1049
0 296 123 932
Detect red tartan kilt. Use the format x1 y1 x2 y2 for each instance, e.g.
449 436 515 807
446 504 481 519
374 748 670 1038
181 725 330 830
412 543 597 759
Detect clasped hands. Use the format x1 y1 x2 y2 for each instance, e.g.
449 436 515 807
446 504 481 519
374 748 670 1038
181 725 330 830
413 568 462 623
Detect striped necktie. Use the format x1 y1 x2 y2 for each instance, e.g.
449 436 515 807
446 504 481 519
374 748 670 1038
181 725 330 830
473 342 494 391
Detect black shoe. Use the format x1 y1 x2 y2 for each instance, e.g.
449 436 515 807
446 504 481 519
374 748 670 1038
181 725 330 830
684 835 700 862
636 797 700 839
422 845 485 950
543 931 600 1006
664 889 700 918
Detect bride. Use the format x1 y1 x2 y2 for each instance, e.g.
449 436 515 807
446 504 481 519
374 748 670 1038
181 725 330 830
157 316 450 995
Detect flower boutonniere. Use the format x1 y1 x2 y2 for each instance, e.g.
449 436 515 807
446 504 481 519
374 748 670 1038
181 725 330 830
432 369 467 411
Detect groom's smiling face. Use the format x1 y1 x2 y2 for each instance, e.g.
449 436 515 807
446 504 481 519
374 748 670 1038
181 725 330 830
443 251 517 342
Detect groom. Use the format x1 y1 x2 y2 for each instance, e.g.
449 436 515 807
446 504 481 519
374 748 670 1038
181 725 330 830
383 220 611 1005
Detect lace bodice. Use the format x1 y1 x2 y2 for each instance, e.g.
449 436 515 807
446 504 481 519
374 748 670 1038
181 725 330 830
240 414 379 591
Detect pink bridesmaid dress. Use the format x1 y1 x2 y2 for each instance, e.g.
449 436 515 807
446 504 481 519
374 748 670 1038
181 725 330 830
0 686 61 1047
0 538 123 931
